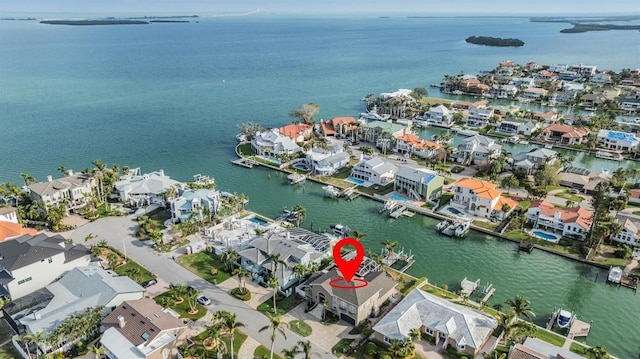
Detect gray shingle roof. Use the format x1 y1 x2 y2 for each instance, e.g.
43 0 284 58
373 288 497 349
308 268 396 306
0 233 90 271
27 174 93 197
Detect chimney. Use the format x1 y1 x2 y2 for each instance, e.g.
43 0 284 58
159 169 165 177
67 169 73 176
33 311 41 320
118 315 126 328
46 175 53 182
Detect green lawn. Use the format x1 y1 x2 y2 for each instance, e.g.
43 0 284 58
113 259 155 284
254 345 282 359
554 190 584 202
472 220 497 231
503 229 583 256
153 291 207 321
193 329 248 359
332 338 354 356
594 255 632 267
289 320 312 337
534 329 566 347
421 283 458 300
176 251 232 284
569 342 589 355
238 143 254 156
518 200 532 211
257 294 303 316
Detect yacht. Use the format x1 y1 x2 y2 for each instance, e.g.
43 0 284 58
607 266 623 283
556 309 574 328
595 151 624 161
322 185 340 198
358 108 391 121
507 135 520 144
330 224 350 238
436 219 451 231
454 221 471 237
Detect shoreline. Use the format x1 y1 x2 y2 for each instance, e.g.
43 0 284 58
234 144 612 272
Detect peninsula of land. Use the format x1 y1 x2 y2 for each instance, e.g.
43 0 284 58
40 19 149 26
465 36 524 47
530 16 640 33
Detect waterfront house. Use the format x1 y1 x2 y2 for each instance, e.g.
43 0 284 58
6 266 143 357
619 96 640 111
237 228 333 294
361 121 408 143
306 147 350 176
451 100 488 111
424 105 454 128
101 298 187 359
305 261 396 325
594 86 621 100
170 188 220 224
0 233 91 300
350 156 398 186
488 84 518 99
509 338 585 359
521 87 549 101
456 135 502 165
552 91 577 104
279 123 312 143
589 72 612 84
114 169 182 208
610 214 640 246
0 207 37 242
581 93 607 108
558 71 580 81
561 82 586 93
497 119 541 136
597 129 639 152
251 128 302 157
27 170 96 212
393 166 444 202
450 177 517 219
549 64 569 73
570 63 597 77
320 117 359 138
533 110 559 124
510 77 535 88
372 288 497 356
512 148 557 174
377 89 419 119
558 168 612 194
541 124 589 145
466 106 494 128
526 200 593 240
394 133 440 159
0 207 19 223
535 70 557 81
524 62 542 71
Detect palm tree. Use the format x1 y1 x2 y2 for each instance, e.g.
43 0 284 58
57 166 67 176
88 344 106 359
498 309 537 345
220 249 239 272
92 159 107 202
20 172 36 187
282 347 298 359
505 295 535 321
292 263 308 283
409 327 422 342
381 238 399 263
292 204 306 227
90 246 103 258
349 230 367 241
215 311 245 359
297 340 312 359
267 252 287 285
17 333 35 358
268 274 280 313
84 232 97 247
126 267 142 282
232 268 251 294
259 314 288 359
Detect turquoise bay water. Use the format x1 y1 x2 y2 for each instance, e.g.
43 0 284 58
1 16 640 356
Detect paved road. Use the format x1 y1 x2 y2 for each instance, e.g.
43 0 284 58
71 216 338 359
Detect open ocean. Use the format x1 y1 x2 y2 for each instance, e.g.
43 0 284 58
2 14 640 357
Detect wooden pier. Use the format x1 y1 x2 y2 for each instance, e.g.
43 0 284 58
390 206 407 218
568 319 591 339
620 275 638 290
232 158 258 168
518 241 534 253
287 173 306 184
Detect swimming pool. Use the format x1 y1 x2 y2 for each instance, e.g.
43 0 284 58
345 177 365 185
446 207 464 216
388 193 411 202
532 230 560 242
249 217 269 226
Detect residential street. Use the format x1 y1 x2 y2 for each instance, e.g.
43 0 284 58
71 216 339 359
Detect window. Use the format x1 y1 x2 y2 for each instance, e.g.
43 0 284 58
424 328 433 335
162 349 169 359
141 332 150 340
48 257 53 263
458 344 466 351
384 336 392 344
348 305 356 314
339 301 346 310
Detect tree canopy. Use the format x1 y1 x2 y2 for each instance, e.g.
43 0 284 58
289 103 320 125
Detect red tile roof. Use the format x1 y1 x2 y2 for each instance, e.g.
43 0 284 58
395 133 440 150
453 178 503 200
321 117 357 136
279 123 311 140
529 200 593 229
542 124 590 138
0 221 37 241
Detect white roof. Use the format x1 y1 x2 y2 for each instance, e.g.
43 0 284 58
373 288 497 349
101 327 146 359
380 89 413 99
115 170 181 196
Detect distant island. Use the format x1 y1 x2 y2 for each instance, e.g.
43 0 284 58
40 20 148 26
530 16 640 33
465 36 524 47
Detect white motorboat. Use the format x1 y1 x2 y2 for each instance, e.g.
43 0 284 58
322 185 340 198
595 151 624 161
507 135 520 144
436 219 451 231
330 224 350 238
607 266 623 283
455 129 479 137
454 221 471 237
359 108 391 121
556 309 574 328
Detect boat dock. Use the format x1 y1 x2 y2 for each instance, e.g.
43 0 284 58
232 158 258 168
390 206 407 218
287 173 306 184
385 247 415 272
339 187 360 200
567 319 591 339
379 199 398 214
460 277 479 296
518 241 534 253
620 275 638 290
461 278 496 303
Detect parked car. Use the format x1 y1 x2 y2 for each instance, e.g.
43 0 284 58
142 279 157 288
197 295 211 306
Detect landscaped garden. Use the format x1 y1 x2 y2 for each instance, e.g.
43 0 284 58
153 288 207 321
288 320 312 337
254 345 282 359
93 245 155 285
257 294 303 316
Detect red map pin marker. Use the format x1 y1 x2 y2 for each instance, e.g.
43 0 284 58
332 237 364 283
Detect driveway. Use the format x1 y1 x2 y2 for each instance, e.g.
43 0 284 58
71 216 338 359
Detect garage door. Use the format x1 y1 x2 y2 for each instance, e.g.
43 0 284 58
340 313 355 325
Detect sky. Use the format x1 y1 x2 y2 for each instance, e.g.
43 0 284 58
1 0 639 16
